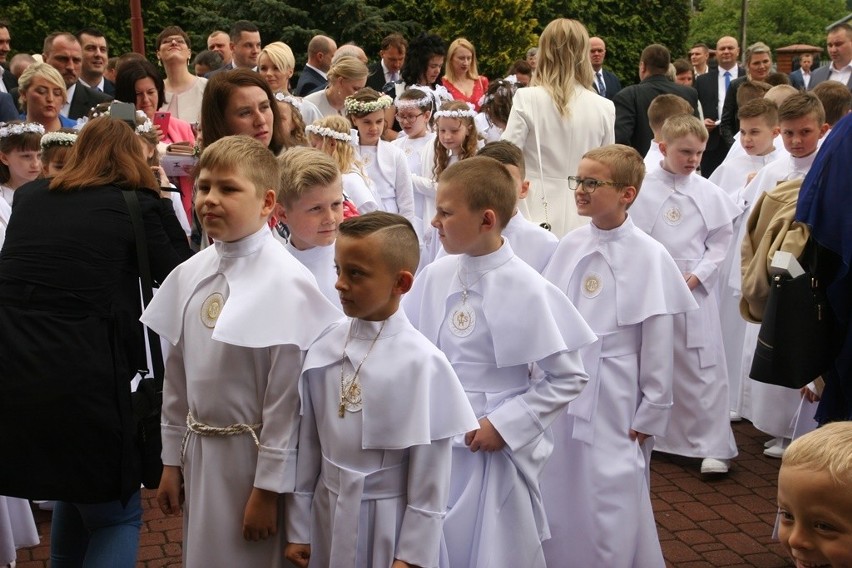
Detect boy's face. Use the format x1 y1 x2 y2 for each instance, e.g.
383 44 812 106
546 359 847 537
660 134 705 176
280 180 344 251
739 116 779 157
334 233 403 321
780 114 829 158
574 158 633 230
778 465 852 568
432 181 490 255
195 166 275 243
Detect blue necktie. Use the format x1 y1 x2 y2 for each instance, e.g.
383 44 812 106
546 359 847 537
724 71 731 91
596 71 606 97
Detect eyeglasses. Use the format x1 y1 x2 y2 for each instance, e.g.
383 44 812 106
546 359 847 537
160 37 187 46
567 176 625 193
396 112 424 123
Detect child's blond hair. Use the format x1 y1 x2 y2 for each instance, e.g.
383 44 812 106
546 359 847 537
307 115 367 180
432 100 478 179
738 98 779 126
583 144 646 200
778 92 825 126
661 114 709 144
277 146 341 208
782 422 852 486
763 85 798 108
438 156 516 229
197 135 279 198
648 94 695 135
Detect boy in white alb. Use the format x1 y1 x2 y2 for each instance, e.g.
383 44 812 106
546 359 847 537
541 145 697 567
629 114 741 474
284 212 478 568
403 157 596 568
645 94 694 173
276 147 345 305
142 136 340 568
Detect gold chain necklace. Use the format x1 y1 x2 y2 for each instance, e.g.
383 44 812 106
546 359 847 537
339 319 386 418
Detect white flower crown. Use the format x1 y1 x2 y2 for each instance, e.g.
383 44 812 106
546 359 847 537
0 122 45 139
40 131 78 149
78 109 154 135
305 124 352 142
433 106 477 119
274 92 303 110
344 94 393 115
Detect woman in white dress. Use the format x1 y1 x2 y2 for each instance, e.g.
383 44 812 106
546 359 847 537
156 26 207 125
502 18 615 237
303 56 368 118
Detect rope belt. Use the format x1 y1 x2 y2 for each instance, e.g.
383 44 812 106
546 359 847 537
180 411 262 465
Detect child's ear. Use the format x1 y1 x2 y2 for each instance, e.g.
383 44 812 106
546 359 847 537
0 152 8 167
819 122 830 138
659 142 668 157
261 189 277 217
772 126 781 137
481 208 498 232
519 180 530 200
621 185 638 206
394 270 415 295
272 202 287 220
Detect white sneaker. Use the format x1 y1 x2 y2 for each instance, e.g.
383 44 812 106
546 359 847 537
701 458 730 474
764 437 781 448
729 410 742 422
763 438 790 459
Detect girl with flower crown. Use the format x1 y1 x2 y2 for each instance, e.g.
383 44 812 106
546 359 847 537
40 128 77 177
476 79 518 143
345 88 415 224
274 93 309 150
307 115 379 216
391 88 436 232
0 121 43 227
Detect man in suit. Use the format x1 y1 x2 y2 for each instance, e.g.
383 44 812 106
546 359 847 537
690 43 711 76
614 44 699 157
809 24 852 91
367 33 407 92
203 30 234 78
790 53 814 90
589 36 621 100
0 92 17 121
293 35 336 96
43 32 111 120
0 21 17 95
695 36 743 177
75 28 115 96
229 20 261 70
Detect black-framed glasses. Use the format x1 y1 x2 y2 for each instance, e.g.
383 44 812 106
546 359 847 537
567 176 625 193
395 112 424 123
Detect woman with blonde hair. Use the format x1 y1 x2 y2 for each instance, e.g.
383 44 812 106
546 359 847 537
303 55 369 118
502 18 615 236
17 63 76 131
442 38 489 111
259 41 322 125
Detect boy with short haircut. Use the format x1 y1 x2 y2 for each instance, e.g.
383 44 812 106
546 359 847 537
646 94 694 171
777 421 852 568
141 136 340 568
630 114 742 474
276 146 345 305
403 157 596 568
476 141 557 273
284 212 477 568
812 81 852 127
541 144 696 567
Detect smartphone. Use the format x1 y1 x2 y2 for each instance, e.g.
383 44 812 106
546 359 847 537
109 101 137 129
153 111 171 134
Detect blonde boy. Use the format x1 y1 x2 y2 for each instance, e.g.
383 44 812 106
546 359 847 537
141 136 340 568
403 157 595 568
630 115 742 474
284 212 477 568
777 422 852 567
541 144 696 566
276 147 345 305
646 94 694 171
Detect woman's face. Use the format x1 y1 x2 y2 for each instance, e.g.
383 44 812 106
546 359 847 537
224 85 274 147
748 52 772 81
157 33 191 66
422 55 445 85
451 46 473 77
24 76 65 121
135 77 159 119
258 53 293 94
334 76 367 98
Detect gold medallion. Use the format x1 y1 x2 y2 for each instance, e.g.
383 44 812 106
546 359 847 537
582 273 603 298
201 292 225 328
664 206 682 225
449 301 476 337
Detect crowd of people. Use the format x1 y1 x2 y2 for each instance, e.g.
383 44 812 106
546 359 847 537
0 13 851 568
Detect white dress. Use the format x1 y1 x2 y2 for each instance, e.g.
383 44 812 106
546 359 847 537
643 140 663 173
162 76 207 125
141 226 340 568
286 311 478 567
630 168 741 459
502 85 615 237
0 197 11 250
303 89 340 118
0 496 39 565
342 169 379 215
541 217 696 567
359 141 415 224
392 132 435 233
403 240 595 568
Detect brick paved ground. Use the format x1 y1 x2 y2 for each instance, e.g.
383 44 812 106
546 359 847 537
10 420 792 567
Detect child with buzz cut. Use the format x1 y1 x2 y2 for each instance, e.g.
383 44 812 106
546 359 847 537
629 114 742 475
475 141 558 273
403 156 596 568
645 94 694 172
141 135 340 568
777 421 852 568
541 144 697 567
284 212 477 568
276 146 346 306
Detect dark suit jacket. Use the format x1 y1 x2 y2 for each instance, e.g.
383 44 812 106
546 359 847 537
719 76 752 146
0 91 17 121
367 61 393 92
613 74 699 157
103 78 116 97
205 61 235 79
695 65 745 176
808 65 852 90
293 65 326 97
789 69 808 90
1 64 16 93
593 69 622 100
68 80 112 120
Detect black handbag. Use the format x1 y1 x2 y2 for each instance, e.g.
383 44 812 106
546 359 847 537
123 188 165 489
749 239 833 389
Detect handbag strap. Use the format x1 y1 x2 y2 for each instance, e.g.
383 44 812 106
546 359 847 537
532 93 551 231
121 189 164 391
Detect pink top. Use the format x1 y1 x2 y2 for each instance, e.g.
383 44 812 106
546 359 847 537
164 117 196 220
442 76 490 111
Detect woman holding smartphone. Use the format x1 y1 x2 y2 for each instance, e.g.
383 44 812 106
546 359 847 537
156 25 207 126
